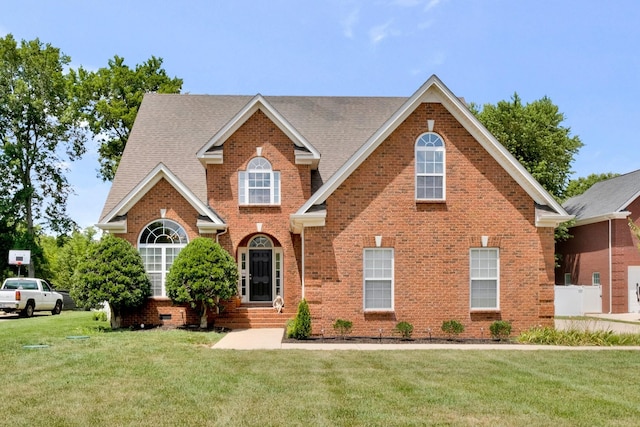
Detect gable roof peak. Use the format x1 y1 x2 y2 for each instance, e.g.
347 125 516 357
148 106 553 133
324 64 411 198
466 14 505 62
292 74 571 228
196 94 321 167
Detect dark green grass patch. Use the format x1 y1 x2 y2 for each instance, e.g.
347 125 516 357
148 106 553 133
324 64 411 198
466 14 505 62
1 312 639 426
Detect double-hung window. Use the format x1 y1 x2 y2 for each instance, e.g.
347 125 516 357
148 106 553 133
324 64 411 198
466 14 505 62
415 132 445 200
363 248 394 311
238 157 280 205
470 248 499 310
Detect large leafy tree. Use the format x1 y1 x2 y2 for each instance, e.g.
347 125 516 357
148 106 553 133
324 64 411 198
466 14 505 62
166 238 238 329
75 55 182 181
72 234 150 329
472 93 583 199
563 172 619 201
0 35 86 277
43 227 97 289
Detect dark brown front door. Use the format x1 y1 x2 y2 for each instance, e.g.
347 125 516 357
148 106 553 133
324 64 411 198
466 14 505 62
250 249 272 301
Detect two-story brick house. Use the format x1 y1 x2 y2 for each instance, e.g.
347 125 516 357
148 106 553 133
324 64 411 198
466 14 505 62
97 75 571 337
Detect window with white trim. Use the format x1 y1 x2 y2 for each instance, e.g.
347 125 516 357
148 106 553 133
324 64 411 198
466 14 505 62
592 272 601 286
138 219 188 297
415 132 445 200
470 248 499 310
363 248 394 311
238 157 280 205
564 273 572 286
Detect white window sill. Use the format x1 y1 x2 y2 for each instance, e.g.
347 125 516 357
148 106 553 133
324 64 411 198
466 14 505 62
415 199 446 204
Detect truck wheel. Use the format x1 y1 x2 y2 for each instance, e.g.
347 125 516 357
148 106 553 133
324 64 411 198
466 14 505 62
52 300 62 315
23 301 35 318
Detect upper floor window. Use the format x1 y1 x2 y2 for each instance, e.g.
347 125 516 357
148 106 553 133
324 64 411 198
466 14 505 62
238 157 281 205
415 133 445 201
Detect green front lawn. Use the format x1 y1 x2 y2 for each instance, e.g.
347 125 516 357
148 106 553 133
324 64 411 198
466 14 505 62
1 311 639 426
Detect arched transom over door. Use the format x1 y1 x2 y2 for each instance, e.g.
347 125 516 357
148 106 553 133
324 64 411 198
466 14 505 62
238 235 283 303
138 219 188 297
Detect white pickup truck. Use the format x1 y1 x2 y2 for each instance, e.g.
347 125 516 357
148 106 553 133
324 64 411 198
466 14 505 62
0 278 63 317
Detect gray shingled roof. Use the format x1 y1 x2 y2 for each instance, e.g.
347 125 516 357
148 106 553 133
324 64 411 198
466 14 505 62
563 169 640 220
100 93 405 221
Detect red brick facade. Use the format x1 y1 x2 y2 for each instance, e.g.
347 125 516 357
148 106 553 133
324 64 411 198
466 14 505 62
110 100 557 337
303 103 554 337
557 196 640 313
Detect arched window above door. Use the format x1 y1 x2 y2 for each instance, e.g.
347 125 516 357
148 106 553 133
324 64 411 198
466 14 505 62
249 235 273 248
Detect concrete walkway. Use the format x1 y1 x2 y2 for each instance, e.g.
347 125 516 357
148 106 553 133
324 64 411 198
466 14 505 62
212 314 640 350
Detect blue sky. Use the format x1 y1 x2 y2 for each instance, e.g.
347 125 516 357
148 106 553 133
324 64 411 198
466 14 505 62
2 0 639 230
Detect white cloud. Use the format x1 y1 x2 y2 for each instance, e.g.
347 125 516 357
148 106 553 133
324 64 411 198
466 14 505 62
391 0 424 6
418 19 434 30
369 21 396 44
341 8 360 38
424 0 441 11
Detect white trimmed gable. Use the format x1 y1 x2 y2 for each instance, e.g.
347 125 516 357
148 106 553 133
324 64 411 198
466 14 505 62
97 163 226 234
196 94 321 168
292 75 572 230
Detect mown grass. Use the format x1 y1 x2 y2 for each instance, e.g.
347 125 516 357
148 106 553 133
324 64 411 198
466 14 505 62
1 312 640 426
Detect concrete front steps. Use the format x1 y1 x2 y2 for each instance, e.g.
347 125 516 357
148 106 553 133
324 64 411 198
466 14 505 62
215 303 290 329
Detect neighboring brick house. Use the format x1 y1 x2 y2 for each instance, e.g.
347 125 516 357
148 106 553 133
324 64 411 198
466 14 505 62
97 75 571 337
557 170 640 314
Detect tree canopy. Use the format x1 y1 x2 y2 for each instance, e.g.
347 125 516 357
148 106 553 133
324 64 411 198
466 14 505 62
165 237 238 328
72 234 150 329
0 34 87 275
563 172 619 201
472 93 583 199
75 55 182 181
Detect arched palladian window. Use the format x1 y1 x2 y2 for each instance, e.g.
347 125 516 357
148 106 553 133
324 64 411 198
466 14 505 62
415 132 446 200
238 157 281 205
138 219 188 297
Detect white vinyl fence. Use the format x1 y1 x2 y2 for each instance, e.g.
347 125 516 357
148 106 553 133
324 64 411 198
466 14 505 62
554 285 602 316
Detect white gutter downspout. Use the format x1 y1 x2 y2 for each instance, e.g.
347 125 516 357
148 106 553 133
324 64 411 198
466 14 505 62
215 227 228 244
301 227 305 299
608 218 613 314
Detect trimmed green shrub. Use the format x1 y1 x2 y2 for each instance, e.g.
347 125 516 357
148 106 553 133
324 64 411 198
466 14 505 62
395 321 414 339
288 299 311 339
165 238 238 329
489 320 512 340
72 234 151 329
441 320 465 338
333 319 353 338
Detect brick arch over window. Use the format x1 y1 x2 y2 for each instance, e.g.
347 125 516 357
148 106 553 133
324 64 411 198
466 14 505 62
138 219 188 297
415 132 446 200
